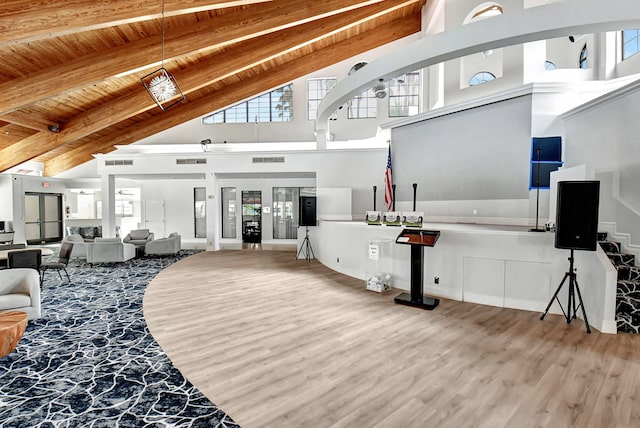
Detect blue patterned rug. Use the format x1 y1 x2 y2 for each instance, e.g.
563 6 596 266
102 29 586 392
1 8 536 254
0 251 239 428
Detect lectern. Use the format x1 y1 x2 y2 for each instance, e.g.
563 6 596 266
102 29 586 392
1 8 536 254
394 228 440 310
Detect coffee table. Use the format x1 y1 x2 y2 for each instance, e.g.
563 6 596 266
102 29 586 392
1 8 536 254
0 311 28 358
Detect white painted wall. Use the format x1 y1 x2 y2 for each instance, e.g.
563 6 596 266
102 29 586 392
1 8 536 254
8 175 67 243
561 85 640 243
390 94 533 222
139 179 206 239
215 176 316 246
317 220 617 333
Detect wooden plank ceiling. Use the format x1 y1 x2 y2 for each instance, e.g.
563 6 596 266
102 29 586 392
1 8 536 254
0 0 425 176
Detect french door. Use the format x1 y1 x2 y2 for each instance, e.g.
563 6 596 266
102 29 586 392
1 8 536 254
24 193 63 244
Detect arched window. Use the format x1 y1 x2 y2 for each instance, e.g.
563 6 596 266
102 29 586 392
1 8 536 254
545 61 557 70
464 2 503 25
469 71 496 86
348 62 368 75
579 44 588 69
472 4 503 20
623 29 640 60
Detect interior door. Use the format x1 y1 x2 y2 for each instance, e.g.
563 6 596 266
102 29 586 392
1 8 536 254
24 193 63 244
242 191 261 243
144 200 165 238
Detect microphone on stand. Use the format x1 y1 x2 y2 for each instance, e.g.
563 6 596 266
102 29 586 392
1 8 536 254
373 185 377 211
530 147 544 232
392 185 396 211
412 183 417 211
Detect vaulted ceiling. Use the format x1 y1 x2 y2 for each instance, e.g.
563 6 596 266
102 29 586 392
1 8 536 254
0 0 425 177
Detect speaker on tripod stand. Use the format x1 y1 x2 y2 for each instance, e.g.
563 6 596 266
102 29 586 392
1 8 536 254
297 196 316 261
540 180 600 333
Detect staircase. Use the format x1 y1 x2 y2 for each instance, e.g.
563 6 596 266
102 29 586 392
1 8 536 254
598 232 640 333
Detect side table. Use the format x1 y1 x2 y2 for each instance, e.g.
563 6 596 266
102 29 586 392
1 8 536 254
0 311 28 358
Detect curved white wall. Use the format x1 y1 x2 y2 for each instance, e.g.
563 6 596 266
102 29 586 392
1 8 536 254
316 220 618 333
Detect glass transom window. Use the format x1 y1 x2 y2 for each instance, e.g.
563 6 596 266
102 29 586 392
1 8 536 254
202 84 293 124
469 71 496 86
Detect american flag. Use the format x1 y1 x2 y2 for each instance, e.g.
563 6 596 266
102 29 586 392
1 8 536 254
384 143 393 211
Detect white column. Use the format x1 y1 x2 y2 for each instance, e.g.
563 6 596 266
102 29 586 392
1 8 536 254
10 176 25 243
101 174 116 238
205 172 219 251
315 129 329 150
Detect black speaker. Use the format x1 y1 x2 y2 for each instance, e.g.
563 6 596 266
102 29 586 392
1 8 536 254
299 196 317 227
555 181 600 251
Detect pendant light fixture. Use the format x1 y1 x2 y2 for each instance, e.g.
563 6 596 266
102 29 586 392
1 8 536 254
141 0 185 111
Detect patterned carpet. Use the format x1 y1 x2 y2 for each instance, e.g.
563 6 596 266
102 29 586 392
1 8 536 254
0 251 239 428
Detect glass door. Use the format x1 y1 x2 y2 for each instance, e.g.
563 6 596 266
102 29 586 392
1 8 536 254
194 187 206 238
242 191 261 243
24 192 63 244
221 188 237 239
272 187 299 239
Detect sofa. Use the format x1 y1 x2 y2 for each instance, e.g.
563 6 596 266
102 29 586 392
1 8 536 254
86 238 136 265
123 229 154 248
0 268 41 320
145 232 181 255
62 234 88 259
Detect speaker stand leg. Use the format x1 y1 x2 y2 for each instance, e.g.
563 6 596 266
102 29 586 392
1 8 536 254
540 249 590 333
296 227 315 262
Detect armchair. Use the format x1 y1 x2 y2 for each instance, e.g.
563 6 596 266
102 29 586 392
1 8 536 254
145 232 181 255
86 238 136 265
0 268 41 320
123 229 154 248
62 234 88 259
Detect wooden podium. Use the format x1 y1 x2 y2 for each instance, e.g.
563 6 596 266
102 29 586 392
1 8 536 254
394 229 440 310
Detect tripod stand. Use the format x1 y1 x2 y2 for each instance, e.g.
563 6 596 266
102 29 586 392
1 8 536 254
540 249 591 333
296 226 315 262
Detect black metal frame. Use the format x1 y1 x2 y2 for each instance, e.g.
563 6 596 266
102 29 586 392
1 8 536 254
540 249 591 333
296 226 315 262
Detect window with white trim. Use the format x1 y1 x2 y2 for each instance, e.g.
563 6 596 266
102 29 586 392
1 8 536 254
623 30 640 60
579 44 588 69
348 88 377 119
203 84 293 124
307 78 336 120
469 71 496 86
388 71 420 117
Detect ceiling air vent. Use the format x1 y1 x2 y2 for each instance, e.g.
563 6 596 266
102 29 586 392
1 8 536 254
252 156 285 164
176 158 207 165
105 160 133 166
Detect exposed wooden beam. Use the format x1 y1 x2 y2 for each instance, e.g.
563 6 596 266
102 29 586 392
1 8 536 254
1 111 59 132
0 0 269 44
0 1 417 172
0 124 39 149
44 13 421 176
0 0 388 115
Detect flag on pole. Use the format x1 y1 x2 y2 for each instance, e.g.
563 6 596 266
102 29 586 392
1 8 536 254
384 143 393 211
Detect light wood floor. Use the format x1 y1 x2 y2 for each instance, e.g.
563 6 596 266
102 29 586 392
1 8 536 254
143 250 640 428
